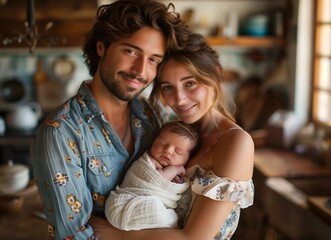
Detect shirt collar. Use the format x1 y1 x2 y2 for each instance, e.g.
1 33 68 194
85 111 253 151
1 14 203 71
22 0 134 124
76 80 149 122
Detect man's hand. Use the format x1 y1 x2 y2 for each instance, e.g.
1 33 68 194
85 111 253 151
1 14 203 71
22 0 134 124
89 215 120 239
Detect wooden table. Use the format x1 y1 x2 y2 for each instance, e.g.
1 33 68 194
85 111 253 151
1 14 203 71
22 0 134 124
254 148 331 178
0 182 48 239
235 147 331 240
253 148 331 240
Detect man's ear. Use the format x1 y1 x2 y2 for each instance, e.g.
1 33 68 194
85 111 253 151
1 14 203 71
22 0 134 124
96 41 105 56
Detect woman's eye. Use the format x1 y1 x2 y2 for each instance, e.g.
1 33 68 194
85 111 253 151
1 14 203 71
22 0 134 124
186 81 196 88
161 85 173 92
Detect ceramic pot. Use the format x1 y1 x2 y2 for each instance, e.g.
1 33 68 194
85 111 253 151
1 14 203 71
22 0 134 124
0 160 30 194
5 101 41 130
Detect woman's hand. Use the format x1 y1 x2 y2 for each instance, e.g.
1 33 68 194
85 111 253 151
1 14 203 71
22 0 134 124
89 215 185 240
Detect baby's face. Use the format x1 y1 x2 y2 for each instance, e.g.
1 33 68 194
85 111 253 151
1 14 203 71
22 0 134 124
150 130 195 168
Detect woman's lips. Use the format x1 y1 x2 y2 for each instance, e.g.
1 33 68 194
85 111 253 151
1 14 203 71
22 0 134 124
175 104 195 115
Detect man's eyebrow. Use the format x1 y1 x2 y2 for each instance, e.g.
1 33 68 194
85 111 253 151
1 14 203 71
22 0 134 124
122 43 164 59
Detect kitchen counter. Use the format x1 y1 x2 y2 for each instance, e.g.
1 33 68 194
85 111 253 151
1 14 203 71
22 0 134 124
254 147 331 178
0 182 48 239
252 147 331 209
235 147 331 240
254 148 331 240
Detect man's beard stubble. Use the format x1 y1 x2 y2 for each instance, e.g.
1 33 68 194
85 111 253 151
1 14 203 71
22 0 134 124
100 70 148 102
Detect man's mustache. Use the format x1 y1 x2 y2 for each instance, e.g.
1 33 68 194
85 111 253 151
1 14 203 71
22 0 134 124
119 71 148 84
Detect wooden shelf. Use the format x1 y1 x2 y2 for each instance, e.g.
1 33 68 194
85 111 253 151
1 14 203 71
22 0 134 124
0 133 34 146
0 0 97 48
206 36 285 47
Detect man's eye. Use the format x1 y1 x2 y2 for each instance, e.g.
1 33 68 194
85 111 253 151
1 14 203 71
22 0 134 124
126 49 137 56
149 58 161 65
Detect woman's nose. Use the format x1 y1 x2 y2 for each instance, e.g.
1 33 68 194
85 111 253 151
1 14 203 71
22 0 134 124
175 91 186 104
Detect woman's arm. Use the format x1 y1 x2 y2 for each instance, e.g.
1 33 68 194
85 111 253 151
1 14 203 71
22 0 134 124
91 129 254 240
90 194 234 240
89 215 186 239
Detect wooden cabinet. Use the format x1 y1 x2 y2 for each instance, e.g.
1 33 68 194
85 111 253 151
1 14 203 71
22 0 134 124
0 0 97 48
233 148 331 240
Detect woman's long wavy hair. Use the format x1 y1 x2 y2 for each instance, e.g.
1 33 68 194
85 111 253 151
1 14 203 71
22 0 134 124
150 33 236 124
82 0 190 77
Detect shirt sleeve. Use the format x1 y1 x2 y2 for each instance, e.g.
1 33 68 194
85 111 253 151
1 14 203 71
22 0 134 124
190 169 254 209
32 121 95 240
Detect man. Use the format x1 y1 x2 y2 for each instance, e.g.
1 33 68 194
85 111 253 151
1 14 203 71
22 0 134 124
31 0 190 239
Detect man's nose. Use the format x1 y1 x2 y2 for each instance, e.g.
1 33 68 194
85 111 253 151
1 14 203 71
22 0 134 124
131 57 147 78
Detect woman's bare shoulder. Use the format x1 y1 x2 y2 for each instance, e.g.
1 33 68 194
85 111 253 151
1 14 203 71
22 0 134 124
212 127 254 180
218 126 253 145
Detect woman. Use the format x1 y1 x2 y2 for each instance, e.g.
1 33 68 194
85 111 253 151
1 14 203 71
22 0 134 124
90 33 254 240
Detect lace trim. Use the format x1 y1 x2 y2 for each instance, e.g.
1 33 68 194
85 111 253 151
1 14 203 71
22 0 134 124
189 165 254 208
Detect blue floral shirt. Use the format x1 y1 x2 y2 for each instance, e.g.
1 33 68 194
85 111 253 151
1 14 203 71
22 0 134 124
31 80 160 240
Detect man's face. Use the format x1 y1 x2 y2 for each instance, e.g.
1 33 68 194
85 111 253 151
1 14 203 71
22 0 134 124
97 27 166 101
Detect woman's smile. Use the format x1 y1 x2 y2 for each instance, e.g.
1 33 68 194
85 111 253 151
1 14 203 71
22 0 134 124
159 59 215 123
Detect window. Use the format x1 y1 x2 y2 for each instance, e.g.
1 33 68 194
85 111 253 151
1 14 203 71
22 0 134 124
312 0 331 125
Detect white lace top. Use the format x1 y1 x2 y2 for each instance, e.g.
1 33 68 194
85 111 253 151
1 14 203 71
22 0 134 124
179 164 254 240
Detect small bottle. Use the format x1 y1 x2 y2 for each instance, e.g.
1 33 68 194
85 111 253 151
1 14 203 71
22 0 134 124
33 58 48 85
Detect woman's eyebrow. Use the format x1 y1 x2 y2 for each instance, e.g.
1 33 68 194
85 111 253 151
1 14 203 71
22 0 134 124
160 75 193 83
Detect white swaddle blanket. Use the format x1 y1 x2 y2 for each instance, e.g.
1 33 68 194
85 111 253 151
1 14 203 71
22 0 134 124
105 152 189 230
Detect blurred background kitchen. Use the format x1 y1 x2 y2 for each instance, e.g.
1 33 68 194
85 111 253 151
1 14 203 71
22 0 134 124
0 0 330 239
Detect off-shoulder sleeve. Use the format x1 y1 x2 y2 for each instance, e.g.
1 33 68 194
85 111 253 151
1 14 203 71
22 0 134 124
190 167 254 208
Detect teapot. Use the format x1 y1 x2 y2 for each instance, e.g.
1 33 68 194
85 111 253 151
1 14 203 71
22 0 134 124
5 101 42 131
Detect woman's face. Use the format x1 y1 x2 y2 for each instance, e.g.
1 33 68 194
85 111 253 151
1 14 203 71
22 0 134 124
159 59 214 124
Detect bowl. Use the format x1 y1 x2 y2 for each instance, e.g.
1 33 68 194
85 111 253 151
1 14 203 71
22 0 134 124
0 195 24 212
0 160 30 194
